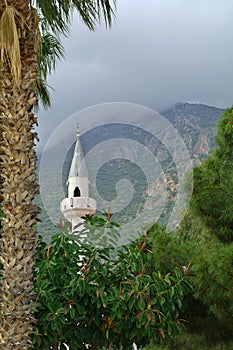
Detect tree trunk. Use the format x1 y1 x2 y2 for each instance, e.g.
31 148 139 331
0 1 40 348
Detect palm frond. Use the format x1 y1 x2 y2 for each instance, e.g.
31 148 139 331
38 32 65 79
0 5 25 84
95 0 116 27
72 0 116 29
33 0 116 108
36 29 64 108
35 0 116 34
35 76 52 110
35 0 72 35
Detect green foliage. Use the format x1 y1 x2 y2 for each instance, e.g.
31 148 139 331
71 212 121 248
36 0 116 35
143 225 233 350
36 27 65 109
191 240 233 327
191 107 233 242
33 215 191 349
147 224 193 275
144 108 233 349
216 107 233 155
144 334 233 350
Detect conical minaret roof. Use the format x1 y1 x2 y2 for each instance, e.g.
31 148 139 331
68 124 89 178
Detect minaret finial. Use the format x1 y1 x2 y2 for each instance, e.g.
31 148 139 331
76 121 80 140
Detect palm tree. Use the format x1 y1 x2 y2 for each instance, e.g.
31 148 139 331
0 0 115 348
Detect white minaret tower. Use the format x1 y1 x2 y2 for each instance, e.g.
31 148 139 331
60 124 96 234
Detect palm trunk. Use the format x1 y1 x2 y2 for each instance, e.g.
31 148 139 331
0 1 40 348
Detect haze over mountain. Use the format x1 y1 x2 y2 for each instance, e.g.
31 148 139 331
36 102 224 241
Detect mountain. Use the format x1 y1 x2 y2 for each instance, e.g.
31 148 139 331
36 102 224 241
163 102 223 159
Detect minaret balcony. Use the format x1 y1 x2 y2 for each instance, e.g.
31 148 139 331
60 197 96 220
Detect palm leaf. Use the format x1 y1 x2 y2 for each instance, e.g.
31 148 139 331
35 0 116 34
33 0 115 107
0 5 25 84
35 77 52 110
36 30 65 108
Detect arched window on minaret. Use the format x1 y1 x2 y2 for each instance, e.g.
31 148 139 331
74 186 81 197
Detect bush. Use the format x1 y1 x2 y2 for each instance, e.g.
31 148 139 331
33 215 191 350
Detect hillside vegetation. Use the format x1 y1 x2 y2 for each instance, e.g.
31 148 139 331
36 102 224 241
144 106 233 349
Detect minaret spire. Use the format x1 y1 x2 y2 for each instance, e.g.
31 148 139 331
60 125 96 234
68 123 88 179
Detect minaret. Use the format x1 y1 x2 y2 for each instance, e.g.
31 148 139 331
60 124 96 234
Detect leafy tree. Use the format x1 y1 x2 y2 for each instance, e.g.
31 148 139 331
180 108 233 334
33 215 192 350
191 107 233 242
144 107 233 349
143 225 233 349
0 1 115 348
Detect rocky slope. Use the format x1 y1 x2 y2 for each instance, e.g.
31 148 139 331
36 102 225 240
163 102 224 159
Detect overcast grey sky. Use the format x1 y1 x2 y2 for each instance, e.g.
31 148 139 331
37 0 233 147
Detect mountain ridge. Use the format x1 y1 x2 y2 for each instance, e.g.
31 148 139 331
36 102 225 241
